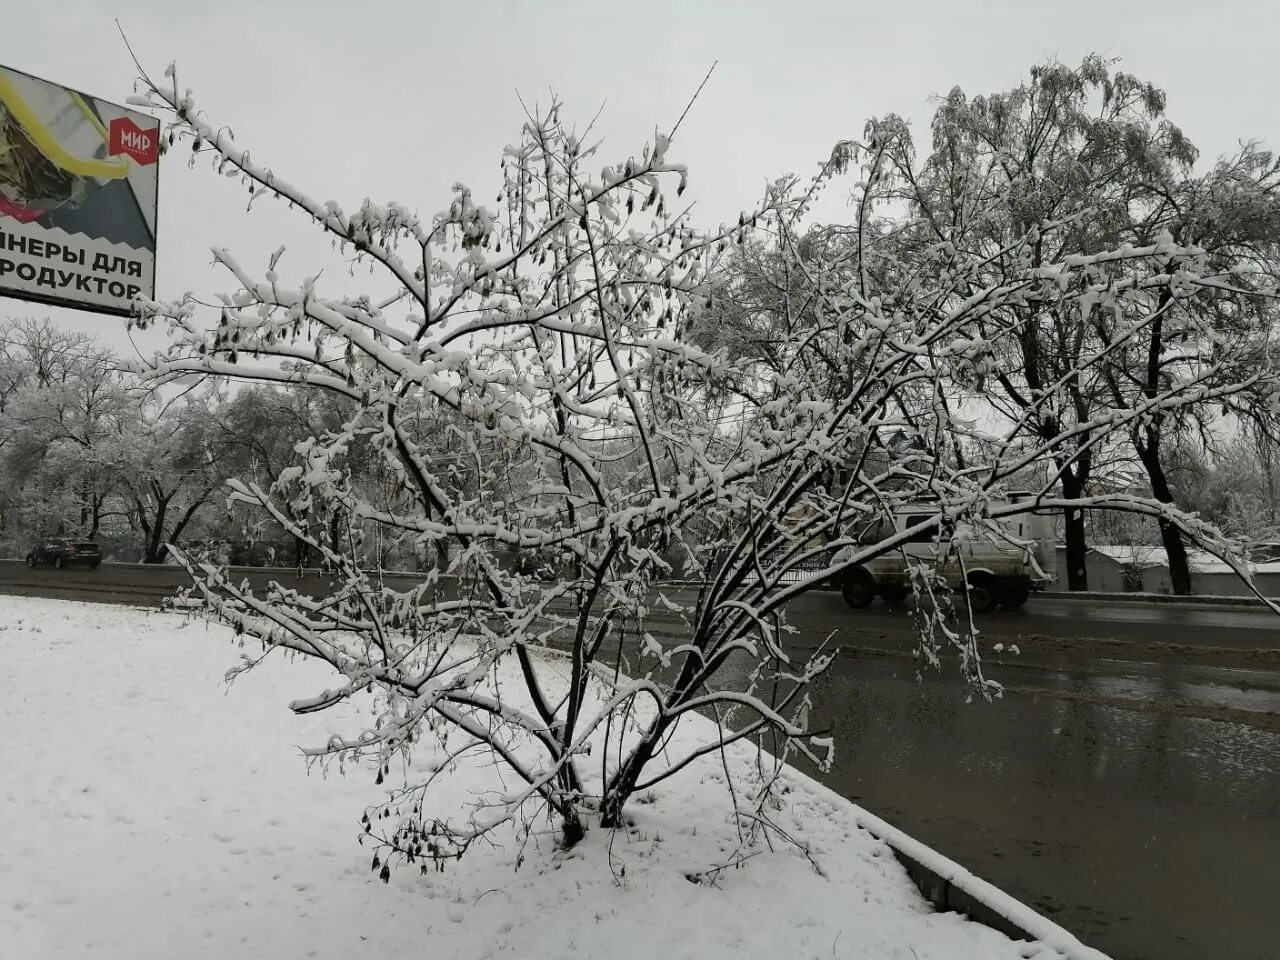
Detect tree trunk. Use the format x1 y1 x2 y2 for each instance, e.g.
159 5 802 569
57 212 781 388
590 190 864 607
1058 459 1090 591
89 494 103 540
134 499 152 558
144 495 171 563
1135 435 1192 595
600 728 662 828
1128 289 1192 594
166 493 213 560
329 511 341 554
560 808 585 848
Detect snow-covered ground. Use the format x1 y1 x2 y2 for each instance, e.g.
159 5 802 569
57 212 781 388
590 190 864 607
2 596 1069 959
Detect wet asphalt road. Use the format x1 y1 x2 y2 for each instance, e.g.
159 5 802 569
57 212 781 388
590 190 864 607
648 589 1280 959
793 654 1280 960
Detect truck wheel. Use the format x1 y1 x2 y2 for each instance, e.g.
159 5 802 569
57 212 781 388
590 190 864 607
879 586 908 609
965 573 999 614
841 569 875 609
1000 585 1029 610
26 554 36 568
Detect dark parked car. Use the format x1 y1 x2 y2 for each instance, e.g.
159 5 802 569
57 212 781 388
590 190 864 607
25 538 102 570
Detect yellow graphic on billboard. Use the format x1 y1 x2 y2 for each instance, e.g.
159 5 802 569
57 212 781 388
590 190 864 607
0 63 160 317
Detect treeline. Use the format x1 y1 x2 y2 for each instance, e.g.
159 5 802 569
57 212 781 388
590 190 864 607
693 56 1280 591
0 317 454 567
4 59 1279 594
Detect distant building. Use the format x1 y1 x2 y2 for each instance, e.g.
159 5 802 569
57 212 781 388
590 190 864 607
1054 544 1280 597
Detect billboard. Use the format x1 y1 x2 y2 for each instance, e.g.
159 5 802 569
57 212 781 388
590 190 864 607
0 63 159 318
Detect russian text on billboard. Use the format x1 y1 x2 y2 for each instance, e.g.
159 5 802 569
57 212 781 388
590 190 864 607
0 63 159 317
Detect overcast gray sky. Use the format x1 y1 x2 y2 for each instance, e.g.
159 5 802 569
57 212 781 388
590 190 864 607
4 0 1277 361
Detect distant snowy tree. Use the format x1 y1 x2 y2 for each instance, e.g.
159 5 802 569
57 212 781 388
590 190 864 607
0 328 132 541
1089 142 1280 592
113 398 222 563
127 60 1280 871
835 56 1280 595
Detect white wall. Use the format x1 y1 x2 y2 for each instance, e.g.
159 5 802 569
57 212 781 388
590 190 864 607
1052 547 1280 597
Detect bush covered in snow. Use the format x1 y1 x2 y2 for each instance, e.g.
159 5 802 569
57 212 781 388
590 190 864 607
126 56 1280 869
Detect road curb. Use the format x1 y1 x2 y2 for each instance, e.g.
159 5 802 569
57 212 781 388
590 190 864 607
653 578 1278 609
792 774 1113 960
1036 590 1278 608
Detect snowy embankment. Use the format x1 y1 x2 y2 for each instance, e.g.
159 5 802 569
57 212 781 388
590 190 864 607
2 597 1091 959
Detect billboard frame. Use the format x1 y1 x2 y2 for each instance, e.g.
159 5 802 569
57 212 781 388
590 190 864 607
0 61 161 319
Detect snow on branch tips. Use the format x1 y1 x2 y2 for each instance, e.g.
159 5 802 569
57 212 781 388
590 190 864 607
125 57 1280 876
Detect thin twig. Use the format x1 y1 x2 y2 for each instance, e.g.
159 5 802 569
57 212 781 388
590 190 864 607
668 61 718 143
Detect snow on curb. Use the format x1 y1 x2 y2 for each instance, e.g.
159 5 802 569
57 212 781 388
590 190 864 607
840 804 1111 960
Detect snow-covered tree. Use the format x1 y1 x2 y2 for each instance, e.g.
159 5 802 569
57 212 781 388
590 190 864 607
837 56 1280 595
1089 142 1280 592
127 62 1279 870
845 57 1198 589
111 398 223 563
0 330 133 542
